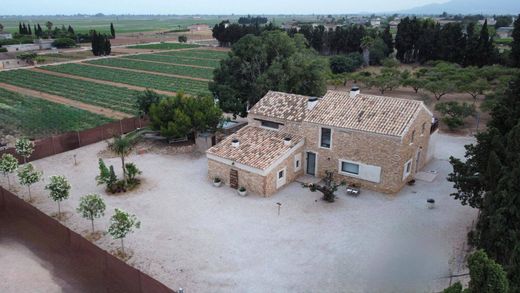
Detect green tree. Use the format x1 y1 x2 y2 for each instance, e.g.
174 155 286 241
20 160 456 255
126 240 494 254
51 38 76 48
381 25 393 56
0 154 19 189
425 80 456 100
210 31 328 116
110 22 115 38
467 250 509 293
95 158 117 192
329 53 364 74
45 175 71 219
124 163 141 186
135 89 161 116
77 194 106 233
45 21 53 37
178 35 187 43
17 163 42 200
15 138 34 164
108 208 141 255
302 171 346 202
512 15 520 68
435 101 475 130
109 135 138 182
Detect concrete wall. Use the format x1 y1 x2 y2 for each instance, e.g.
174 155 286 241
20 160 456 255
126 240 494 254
0 59 30 69
301 107 432 194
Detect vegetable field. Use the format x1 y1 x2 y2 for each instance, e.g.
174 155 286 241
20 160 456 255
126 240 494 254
161 49 230 60
0 87 113 138
42 64 211 96
0 70 139 114
86 58 214 79
127 43 200 50
125 54 221 68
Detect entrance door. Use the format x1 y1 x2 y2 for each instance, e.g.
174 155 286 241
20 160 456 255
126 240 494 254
306 152 316 176
230 169 238 189
415 149 422 173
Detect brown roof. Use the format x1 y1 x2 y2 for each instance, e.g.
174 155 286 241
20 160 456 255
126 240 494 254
248 91 310 122
207 126 304 170
304 90 425 137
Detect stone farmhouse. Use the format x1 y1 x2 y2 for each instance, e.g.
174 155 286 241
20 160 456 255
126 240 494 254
207 88 434 196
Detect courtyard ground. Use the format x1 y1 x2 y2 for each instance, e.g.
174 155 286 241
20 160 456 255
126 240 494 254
0 133 477 292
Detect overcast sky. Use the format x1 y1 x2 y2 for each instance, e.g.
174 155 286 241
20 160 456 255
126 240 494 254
3 0 449 15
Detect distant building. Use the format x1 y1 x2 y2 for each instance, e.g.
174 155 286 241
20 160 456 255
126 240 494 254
479 18 496 26
496 27 514 39
0 32 12 40
389 20 400 30
370 18 381 28
4 39 54 53
187 24 210 31
0 58 31 69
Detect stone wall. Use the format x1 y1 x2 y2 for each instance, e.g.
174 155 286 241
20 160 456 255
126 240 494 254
247 114 303 136
301 107 432 194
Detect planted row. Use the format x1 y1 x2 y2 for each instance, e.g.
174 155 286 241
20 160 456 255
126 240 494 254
127 42 200 50
126 53 221 68
161 49 230 60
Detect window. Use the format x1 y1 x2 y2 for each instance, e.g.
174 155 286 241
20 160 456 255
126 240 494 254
421 123 426 135
403 159 413 180
411 130 415 143
294 153 302 172
320 128 332 148
261 120 280 129
278 170 284 179
341 161 359 175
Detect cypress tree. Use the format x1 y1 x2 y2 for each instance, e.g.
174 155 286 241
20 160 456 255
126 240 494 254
110 22 115 38
91 30 99 56
28 24 32 35
33 24 37 37
477 20 493 67
512 15 520 67
381 25 393 56
104 38 111 55
37 24 43 37
67 25 75 36
19 22 22 34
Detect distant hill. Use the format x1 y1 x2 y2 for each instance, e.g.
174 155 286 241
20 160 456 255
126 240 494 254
400 0 520 15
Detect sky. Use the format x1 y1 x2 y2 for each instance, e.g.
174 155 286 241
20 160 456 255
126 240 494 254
2 0 449 15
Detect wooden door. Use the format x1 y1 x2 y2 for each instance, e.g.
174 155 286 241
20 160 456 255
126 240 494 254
230 169 239 189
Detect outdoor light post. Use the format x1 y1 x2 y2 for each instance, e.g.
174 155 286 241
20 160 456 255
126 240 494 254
73 154 77 166
276 202 282 216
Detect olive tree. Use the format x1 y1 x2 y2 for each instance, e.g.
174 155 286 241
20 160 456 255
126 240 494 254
15 138 34 164
108 208 140 255
45 175 71 219
77 194 106 233
0 154 19 189
17 163 42 200
302 171 346 202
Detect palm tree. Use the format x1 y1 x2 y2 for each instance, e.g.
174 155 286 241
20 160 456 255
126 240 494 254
109 135 136 182
361 36 374 66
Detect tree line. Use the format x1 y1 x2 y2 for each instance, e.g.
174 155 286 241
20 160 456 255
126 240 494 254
91 30 112 56
212 21 279 47
238 16 268 25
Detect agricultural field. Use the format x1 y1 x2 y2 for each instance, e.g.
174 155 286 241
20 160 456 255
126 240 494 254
0 87 113 138
0 70 139 114
162 49 230 60
86 58 214 79
125 54 221 68
41 63 211 96
127 42 200 50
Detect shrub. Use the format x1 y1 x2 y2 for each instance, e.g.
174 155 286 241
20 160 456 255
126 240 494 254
178 35 187 43
52 37 76 48
329 53 364 74
124 163 141 187
435 101 475 130
95 158 118 192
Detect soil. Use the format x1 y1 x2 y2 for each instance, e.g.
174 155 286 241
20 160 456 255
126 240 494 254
0 82 131 120
30 67 178 97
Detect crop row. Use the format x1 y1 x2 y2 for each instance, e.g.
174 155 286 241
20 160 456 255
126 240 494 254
86 58 214 80
161 49 230 60
42 64 211 96
127 43 200 50
126 53 221 68
0 87 113 138
0 70 139 114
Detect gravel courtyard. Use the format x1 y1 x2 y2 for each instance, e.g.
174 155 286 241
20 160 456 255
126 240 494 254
0 133 478 292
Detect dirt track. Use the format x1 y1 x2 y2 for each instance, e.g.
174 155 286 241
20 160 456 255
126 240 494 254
31 68 178 97
81 63 211 82
0 82 131 120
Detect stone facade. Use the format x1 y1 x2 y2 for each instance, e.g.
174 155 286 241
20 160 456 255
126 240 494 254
301 107 432 194
247 113 303 135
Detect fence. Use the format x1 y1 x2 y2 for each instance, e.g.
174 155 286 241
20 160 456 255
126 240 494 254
0 186 174 293
1 117 148 163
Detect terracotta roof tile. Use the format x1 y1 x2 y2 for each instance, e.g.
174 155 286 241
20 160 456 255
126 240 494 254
248 91 311 122
207 126 304 170
304 90 424 137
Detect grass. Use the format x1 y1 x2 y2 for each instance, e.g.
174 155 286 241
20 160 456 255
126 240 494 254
127 42 200 50
126 53 221 68
0 69 139 114
0 87 113 138
41 63 211 96
161 49 230 60
86 58 214 79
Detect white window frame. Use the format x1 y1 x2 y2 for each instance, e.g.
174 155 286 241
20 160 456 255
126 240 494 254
276 167 287 189
338 159 361 178
294 153 302 172
403 158 413 181
319 127 332 149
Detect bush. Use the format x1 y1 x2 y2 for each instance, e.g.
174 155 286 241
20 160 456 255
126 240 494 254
329 53 364 74
178 35 188 43
52 37 76 48
435 101 475 130
0 47 7 52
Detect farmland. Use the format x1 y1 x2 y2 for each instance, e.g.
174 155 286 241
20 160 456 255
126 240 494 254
41 63 211 96
124 54 221 68
0 87 113 138
0 70 139 114
86 58 214 79
127 42 200 50
161 49 230 60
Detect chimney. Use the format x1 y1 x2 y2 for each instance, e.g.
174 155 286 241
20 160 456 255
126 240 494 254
283 137 292 146
350 85 360 98
307 97 318 110
231 138 240 148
